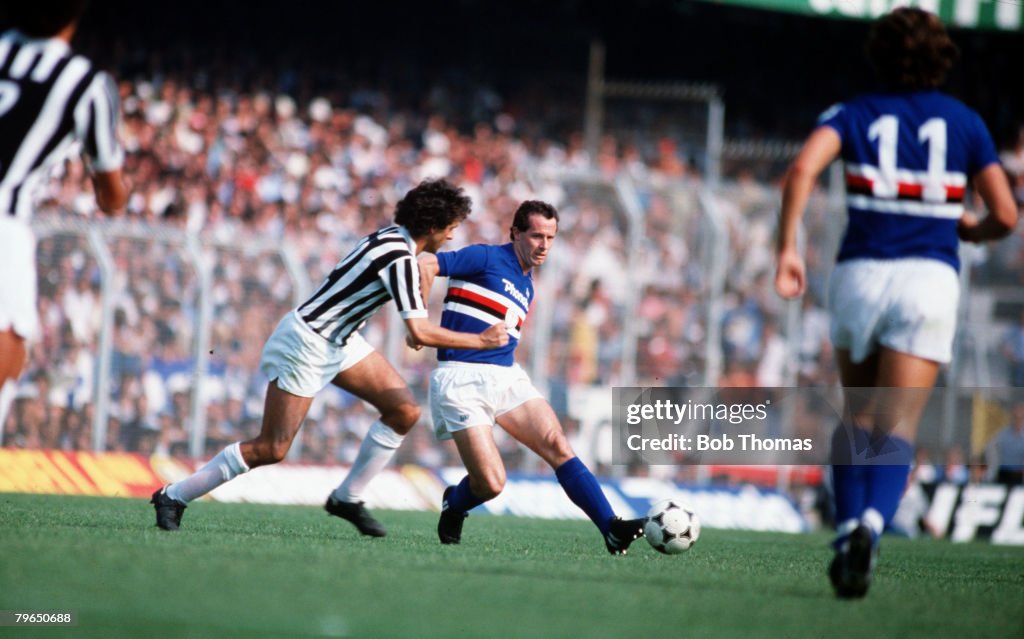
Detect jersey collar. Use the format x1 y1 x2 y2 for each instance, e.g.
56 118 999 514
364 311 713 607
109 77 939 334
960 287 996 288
502 242 533 279
7 29 72 56
395 224 416 251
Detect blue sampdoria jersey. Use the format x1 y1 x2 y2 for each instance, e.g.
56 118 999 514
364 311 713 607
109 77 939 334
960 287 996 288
818 90 999 271
436 243 531 366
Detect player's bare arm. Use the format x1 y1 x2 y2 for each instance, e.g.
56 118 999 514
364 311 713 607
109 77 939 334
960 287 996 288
405 253 441 350
407 253 507 350
417 253 440 305
404 316 508 350
92 168 128 214
957 164 1018 243
775 126 841 299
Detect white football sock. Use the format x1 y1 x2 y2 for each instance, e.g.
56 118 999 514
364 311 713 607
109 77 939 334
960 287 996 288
166 442 250 503
332 421 404 503
861 508 885 540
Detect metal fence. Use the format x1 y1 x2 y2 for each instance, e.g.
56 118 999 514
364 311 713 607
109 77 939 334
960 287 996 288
7 172 1020 471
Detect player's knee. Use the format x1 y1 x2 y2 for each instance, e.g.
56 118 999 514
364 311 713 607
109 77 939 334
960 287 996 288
473 470 506 501
268 441 292 464
382 402 420 435
542 429 574 464
248 440 290 467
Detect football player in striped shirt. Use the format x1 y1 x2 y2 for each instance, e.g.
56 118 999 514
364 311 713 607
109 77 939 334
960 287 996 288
0 0 128 436
774 8 1017 597
418 200 646 554
153 179 508 534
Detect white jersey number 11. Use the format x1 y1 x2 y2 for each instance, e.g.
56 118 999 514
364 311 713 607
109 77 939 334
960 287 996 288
868 114 948 202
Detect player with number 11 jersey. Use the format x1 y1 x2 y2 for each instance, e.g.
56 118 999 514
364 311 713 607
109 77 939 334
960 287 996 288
774 8 1017 599
821 90 998 271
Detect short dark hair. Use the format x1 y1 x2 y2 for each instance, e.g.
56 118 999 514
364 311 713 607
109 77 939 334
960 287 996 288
866 8 958 91
8 0 87 38
393 178 471 238
510 200 558 240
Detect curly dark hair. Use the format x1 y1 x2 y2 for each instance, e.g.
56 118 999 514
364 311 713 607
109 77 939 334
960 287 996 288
866 8 959 91
393 178 471 238
7 0 87 37
509 200 558 240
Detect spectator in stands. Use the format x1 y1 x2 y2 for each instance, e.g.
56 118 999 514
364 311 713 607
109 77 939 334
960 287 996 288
992 402 1024 486
912 447 939 484
999 126 1024 178
797 293 832 386
1000 311 1024 386
940 445 969 485
756 320 788 386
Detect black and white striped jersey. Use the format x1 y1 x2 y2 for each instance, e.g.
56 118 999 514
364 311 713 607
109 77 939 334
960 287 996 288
0 29 124 220
297 225 428 345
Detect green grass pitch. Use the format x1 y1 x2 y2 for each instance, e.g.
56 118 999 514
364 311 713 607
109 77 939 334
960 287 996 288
1 493 1021 638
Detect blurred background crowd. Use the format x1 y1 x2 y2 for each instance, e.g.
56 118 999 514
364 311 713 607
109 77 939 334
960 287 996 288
3 1 1024 499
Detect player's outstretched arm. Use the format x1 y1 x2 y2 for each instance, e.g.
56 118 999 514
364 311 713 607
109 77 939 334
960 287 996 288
92 169 128 214
416 253 441 306
775 126 841 299
404 317 509 350
958 164 1018 243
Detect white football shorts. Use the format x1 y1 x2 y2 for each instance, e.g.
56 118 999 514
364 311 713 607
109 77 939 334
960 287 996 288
429 361 544 440
828 258 960 365
259 311 374 397
0 217 39 341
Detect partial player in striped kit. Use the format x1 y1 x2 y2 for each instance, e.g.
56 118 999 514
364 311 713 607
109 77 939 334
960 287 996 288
0 1 128 434
774 8 1017 598
417 201 646 554
152 179 509 535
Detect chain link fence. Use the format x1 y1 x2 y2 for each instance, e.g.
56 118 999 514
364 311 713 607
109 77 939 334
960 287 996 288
7 173 1020 477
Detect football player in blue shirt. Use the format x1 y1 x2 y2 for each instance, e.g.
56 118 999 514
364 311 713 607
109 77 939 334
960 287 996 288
417 200 646 554
774 8 1017 597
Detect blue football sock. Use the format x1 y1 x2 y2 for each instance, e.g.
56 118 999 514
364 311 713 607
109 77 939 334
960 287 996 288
831 465 866 534
830 423 869 532
445 475 487 514
555 457 615 536
863 434 913 531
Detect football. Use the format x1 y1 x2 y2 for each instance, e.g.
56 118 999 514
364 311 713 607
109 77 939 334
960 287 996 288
644 499 700 554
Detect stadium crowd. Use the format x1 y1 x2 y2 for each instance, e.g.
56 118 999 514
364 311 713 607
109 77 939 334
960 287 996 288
3 63 1023 485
